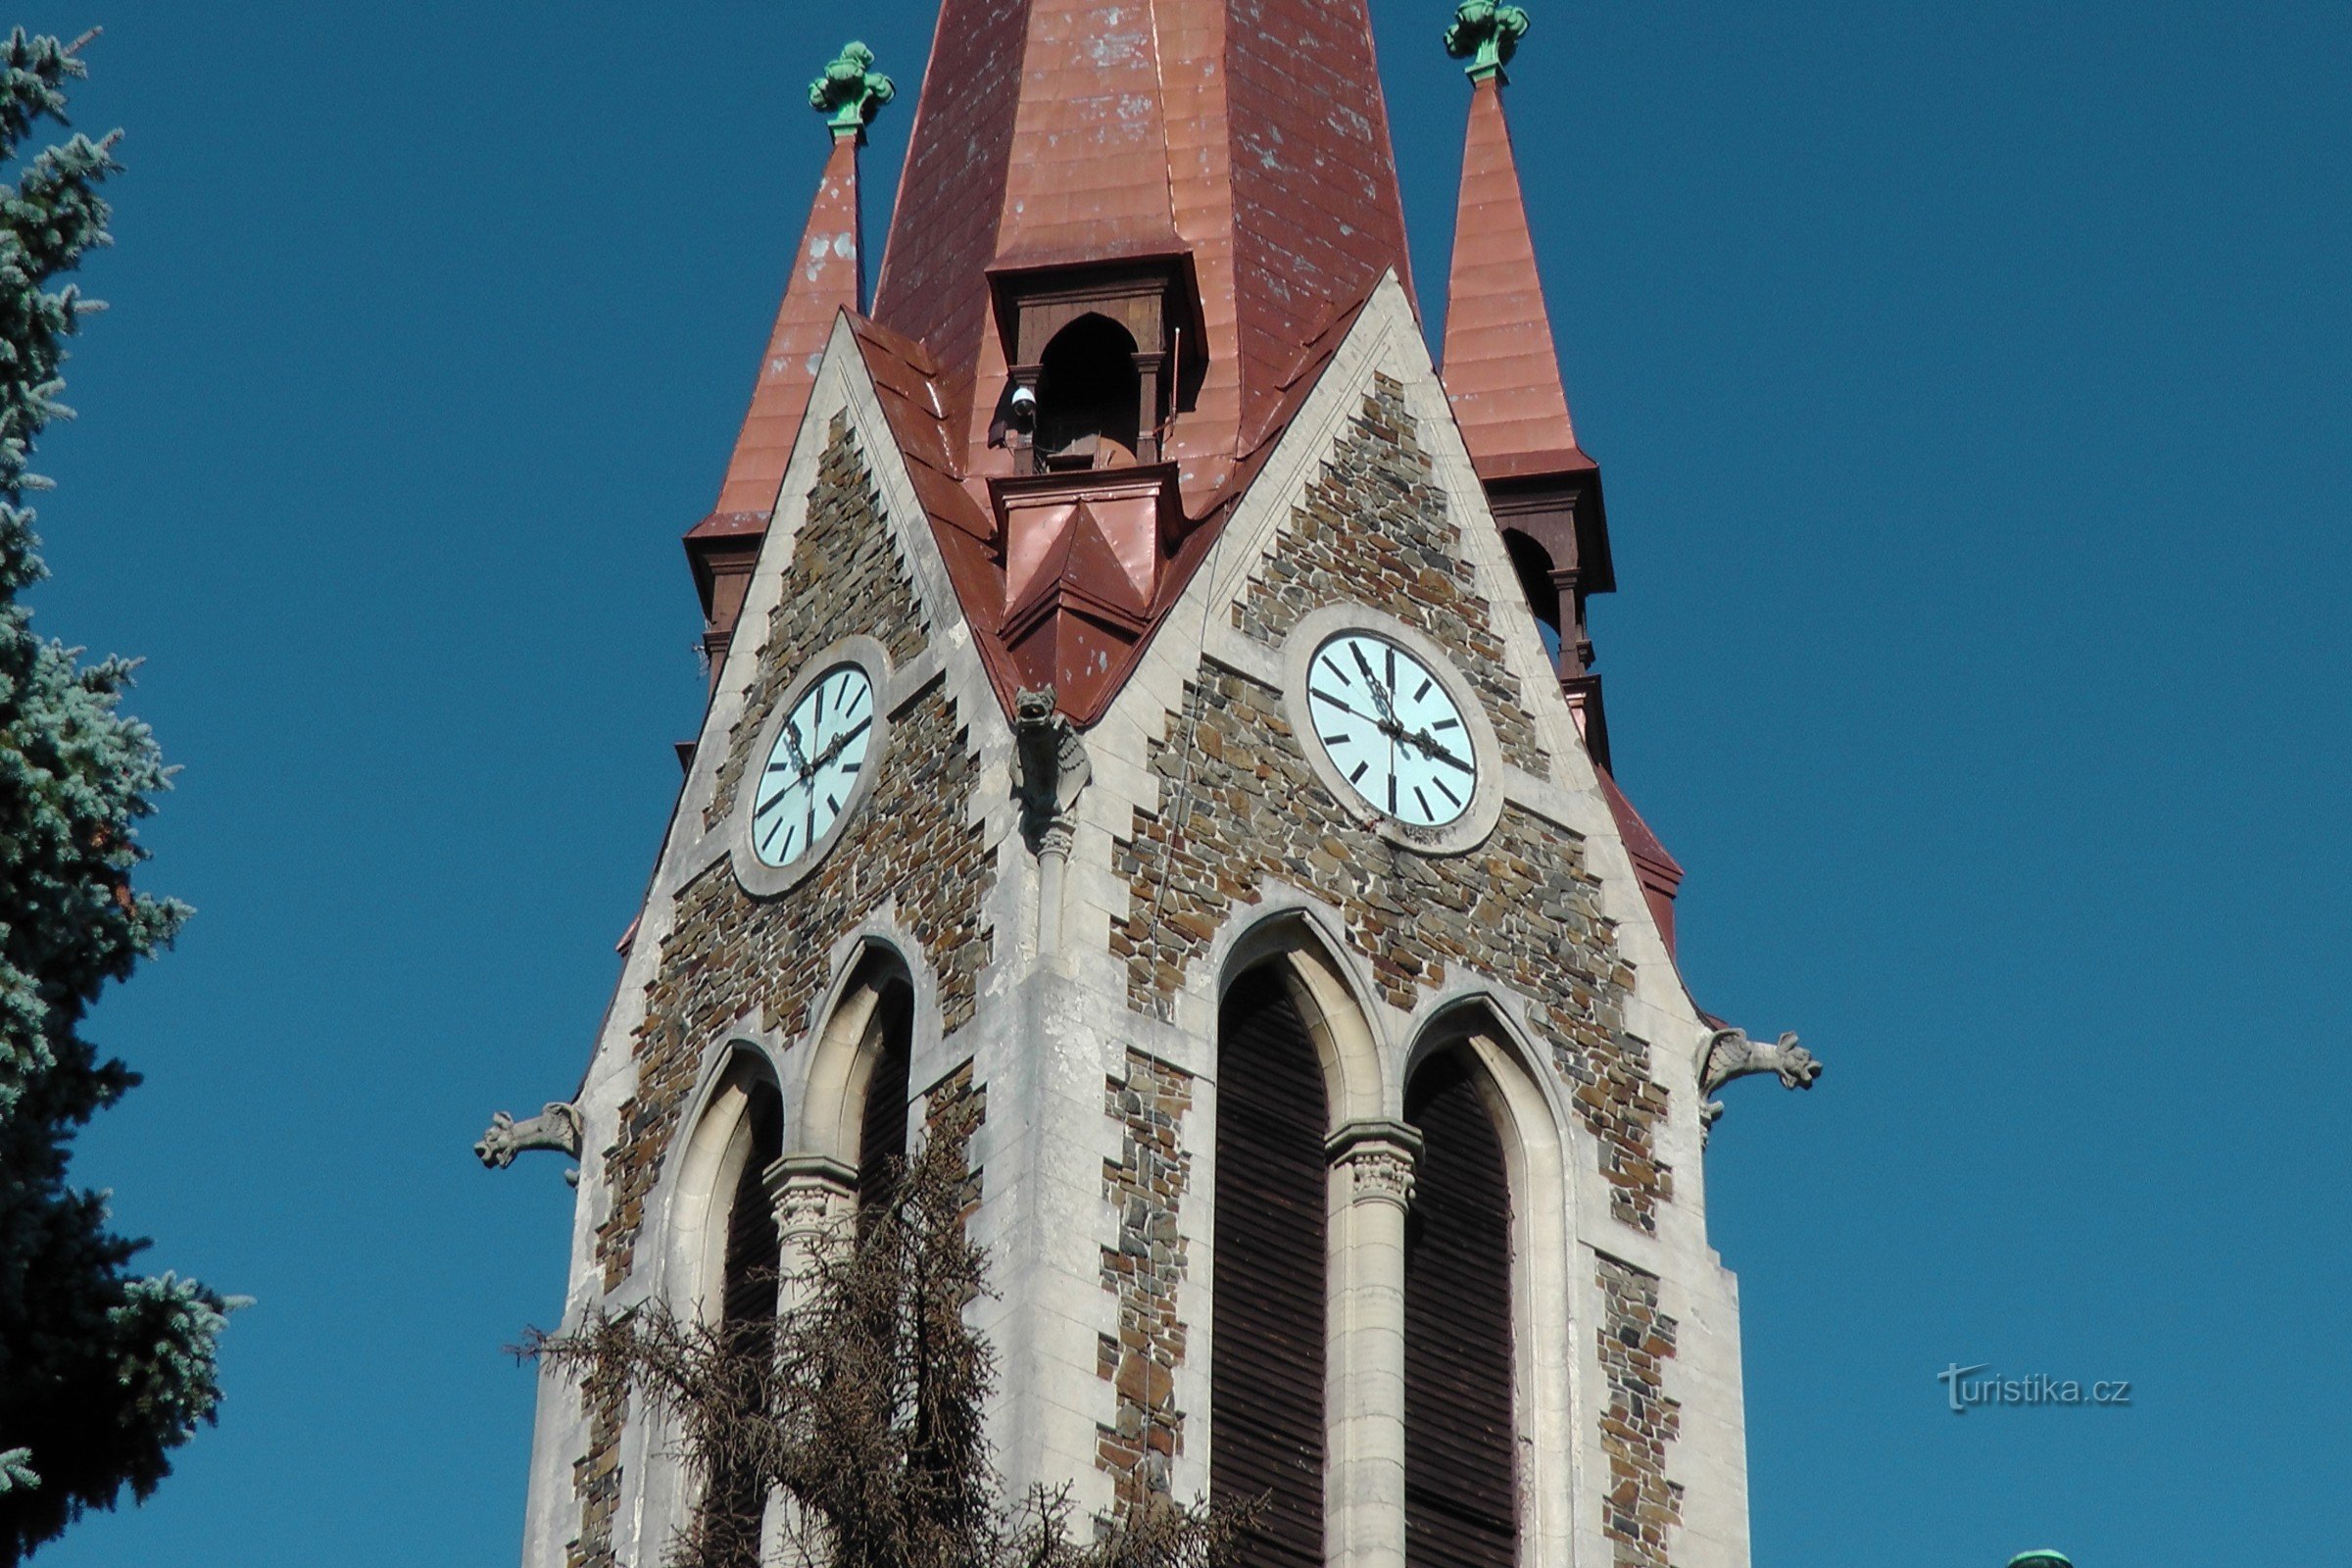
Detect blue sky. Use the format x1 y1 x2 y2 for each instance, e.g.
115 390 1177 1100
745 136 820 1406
26 2 2349 1564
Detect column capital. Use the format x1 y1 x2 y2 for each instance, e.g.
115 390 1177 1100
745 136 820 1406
763 1152 858 1238
1326 1117 1424 1208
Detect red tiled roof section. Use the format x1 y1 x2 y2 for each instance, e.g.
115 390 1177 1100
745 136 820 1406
1226 0 1416 438
1440 75 1589 482
994 0 1184 269
1596 766 1685 958
695 132 867 538
870 0 1034 440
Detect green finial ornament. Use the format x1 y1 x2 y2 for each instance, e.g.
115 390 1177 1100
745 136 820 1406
809 41 894 138
1444 0 1531 81
2005 1556 2072 1568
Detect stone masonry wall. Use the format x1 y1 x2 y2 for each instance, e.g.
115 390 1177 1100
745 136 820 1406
1096 1050 1194 1507
1597 1255 1683 1568
707 414 932 830
571 420 995 1568
1117 373 1670 1228
1235 375 1547 780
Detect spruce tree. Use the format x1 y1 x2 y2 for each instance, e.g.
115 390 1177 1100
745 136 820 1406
0 28 235 1564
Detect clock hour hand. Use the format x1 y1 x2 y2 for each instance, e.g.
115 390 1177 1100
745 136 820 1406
808 715 873 774
1399 726 1472 773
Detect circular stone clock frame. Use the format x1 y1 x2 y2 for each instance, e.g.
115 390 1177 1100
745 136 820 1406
730 635 895 898
1281 604 1504 857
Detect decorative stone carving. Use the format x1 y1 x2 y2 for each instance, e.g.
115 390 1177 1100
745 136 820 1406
1011 686 1092 858
1327 1118 1424 1209
474 1101 586 1186
1696 1026 1822 1143
1012 686 1092 952
764 1153 859 1250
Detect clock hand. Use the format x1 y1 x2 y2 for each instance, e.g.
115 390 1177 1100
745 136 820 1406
780 719 814 781
1309 690 1389 730
1399 726 1473 773
808 715 873 774
1349 643 1396 722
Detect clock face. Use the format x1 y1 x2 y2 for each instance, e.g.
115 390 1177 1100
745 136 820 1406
1304 631 1478 827
751 663 876 868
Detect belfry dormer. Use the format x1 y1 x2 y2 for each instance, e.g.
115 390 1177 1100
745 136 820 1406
992 259 1207 473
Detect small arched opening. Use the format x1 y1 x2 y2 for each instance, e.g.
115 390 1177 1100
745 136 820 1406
1502 528 1563 667
1036 314 1143 470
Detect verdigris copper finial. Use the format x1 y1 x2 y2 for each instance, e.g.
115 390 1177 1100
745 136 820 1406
809 41 895 138
1444 1 1531 82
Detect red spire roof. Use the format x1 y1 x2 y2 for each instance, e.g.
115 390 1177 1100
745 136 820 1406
1440 72 1590 482
871 0 1414 514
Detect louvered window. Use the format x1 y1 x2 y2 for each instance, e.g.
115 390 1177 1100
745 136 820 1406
1403 1051 1517 1568
708 1085 784 1568
1210 967 1329 1568
857 981 914 1216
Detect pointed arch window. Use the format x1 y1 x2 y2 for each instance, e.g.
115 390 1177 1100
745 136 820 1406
706 1078 784 1568
1210 964 1329 1568
1402 1049 1518 1568
855 975 914 1217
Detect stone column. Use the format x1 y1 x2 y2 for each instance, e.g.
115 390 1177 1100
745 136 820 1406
764 1152 859 1316
1324 1118 1422 1568
761 1153 859 1568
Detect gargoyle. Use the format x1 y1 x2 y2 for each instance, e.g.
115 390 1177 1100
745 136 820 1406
1010 686 1091 859
1697 1027 1822 1144
475 1101 585 1187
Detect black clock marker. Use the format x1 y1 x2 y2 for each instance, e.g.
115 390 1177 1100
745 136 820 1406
1413 786 1431 817
1321 657 1352 687
1320 732 1350 746
1413 678 1431 702
1434 718 1460 730
1349 760 1369 783
1434 778 1461 808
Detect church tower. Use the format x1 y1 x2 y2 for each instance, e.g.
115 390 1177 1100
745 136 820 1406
485 7 1819 1568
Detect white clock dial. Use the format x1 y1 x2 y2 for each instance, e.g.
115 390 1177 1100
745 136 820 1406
1304 632 1477 827
751 663 876 868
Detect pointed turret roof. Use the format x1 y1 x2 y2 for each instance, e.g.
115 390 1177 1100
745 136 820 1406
1439 7 1590 481
684 46 892 680
690 45 891 547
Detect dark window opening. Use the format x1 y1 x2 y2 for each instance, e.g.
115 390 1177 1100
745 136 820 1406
710 1080 785 1568
857 978 915 1223
1211 965 1328 1568
1502 529 1562 664
1403 1049 1517 1568
1037 314 1142 470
